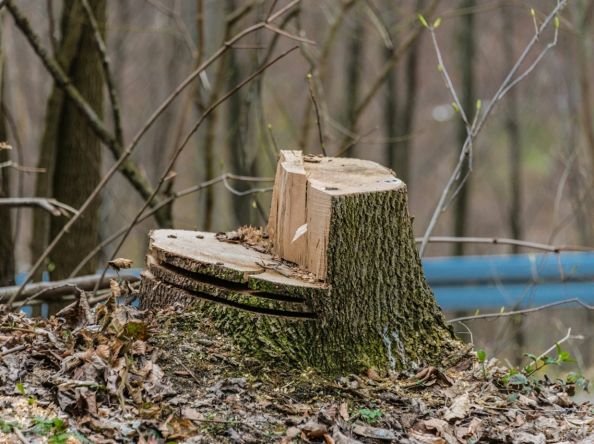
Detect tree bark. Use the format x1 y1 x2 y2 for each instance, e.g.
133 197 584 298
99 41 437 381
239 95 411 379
141 151 461 374
343 7 365 157
453 0 476 256
0 20 14 286
37 0 106 279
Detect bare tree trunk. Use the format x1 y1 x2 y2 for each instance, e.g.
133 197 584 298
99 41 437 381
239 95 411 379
575 0 594 243
31 0 86 277
453 0 476 256
41 0 106 279
343 6 364 157
501 6 522 253
0 18 14 286
385 0 424 183
226 14 251 226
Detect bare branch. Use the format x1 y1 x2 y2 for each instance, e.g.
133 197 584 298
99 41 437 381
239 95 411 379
0 273 138 305
418 0 566 256
68 174 273 278
8 1 302 307
4 0 163 216
449 298 594 323
93 47 299 295
415 236 592 253
0 197 78 217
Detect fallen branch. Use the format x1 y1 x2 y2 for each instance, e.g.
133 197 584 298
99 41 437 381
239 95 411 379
415 236 592 253
448 298 594 323
0 197 78 216
0 273 138 305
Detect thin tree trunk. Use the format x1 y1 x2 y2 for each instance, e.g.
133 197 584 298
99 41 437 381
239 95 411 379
46 0 106 279
226 5 250 226
575 0 594 243
0 17 14 286
501 6 522 253
385 0 424 183
31 1 86 277
453 0 476 256
343 7 364 157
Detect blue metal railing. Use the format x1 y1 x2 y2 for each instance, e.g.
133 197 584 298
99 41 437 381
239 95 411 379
13 252 594 313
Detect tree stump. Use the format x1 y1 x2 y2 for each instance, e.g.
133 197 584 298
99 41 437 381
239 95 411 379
140 151 461 373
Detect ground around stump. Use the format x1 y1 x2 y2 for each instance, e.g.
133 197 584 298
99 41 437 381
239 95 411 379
0 297 593 443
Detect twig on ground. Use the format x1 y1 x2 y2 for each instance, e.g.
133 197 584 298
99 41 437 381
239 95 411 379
448 298 594 323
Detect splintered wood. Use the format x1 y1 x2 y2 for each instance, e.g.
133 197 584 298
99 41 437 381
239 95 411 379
267 150 403 279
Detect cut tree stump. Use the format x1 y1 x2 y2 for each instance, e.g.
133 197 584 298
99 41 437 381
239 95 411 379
140 151 461 373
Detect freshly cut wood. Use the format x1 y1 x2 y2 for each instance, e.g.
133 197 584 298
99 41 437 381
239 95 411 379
268 150 402 279
141 152 461 373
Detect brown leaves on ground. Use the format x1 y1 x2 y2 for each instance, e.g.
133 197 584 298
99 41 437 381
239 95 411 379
0 286 174 442
1 303 594 442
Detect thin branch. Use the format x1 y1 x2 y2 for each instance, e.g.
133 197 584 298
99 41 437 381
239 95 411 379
4 0 162 216
0 273 139 305
7 0 302 307
415 236 592 253
68 174 273 278
0 197 78 216
93 47 299 294
448 298 594 323
418 0 566 256
0 160 45 173
535 328 583 362
306 74 327 156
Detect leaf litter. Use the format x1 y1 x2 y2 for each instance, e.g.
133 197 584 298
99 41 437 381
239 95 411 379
0 289 593 443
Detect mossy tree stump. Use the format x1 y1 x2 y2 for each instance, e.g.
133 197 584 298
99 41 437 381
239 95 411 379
140 151 461 373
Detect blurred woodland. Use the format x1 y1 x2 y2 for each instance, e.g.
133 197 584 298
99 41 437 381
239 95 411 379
0 0 592 285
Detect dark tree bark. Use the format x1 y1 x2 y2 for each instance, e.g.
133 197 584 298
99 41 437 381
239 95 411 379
501 6 522 252
0 24 14 286
384 1 423 184
453 0 476 256
343 8 365 157
33 0 106 279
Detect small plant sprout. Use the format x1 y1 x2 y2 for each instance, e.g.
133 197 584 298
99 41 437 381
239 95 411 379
417 14 429 28
476 349 488 379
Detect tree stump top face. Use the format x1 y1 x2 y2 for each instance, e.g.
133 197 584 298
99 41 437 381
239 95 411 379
268 150 405 279
279 150 404 196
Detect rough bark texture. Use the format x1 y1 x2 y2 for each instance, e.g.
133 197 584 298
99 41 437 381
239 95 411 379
44 0 106 279
0 30 14 286
141 153 461 374
453 0 476 256
31 0 86 275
